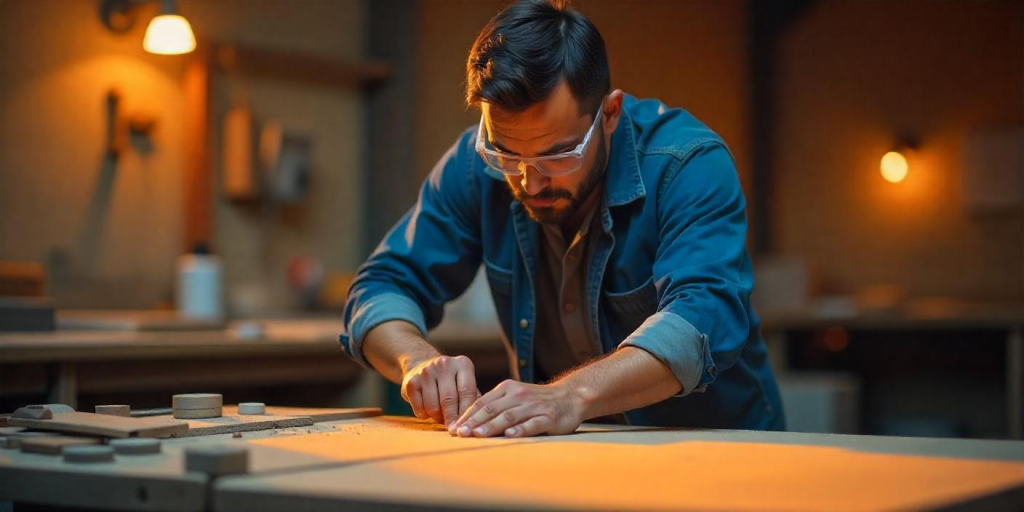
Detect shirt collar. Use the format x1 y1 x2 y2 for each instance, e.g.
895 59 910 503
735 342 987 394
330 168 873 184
603 103 646 207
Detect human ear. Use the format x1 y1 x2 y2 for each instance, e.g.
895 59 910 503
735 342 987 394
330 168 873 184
603 89 624 136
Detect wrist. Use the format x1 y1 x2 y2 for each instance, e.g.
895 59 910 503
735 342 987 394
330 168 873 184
553 376 598 422
399 350 437 376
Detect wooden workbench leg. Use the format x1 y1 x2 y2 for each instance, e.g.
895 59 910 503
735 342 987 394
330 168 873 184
1009 327 1023 440
47 362 78 409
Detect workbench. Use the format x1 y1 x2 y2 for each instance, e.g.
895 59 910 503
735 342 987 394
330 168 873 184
0 319 506 409
2 414 1022 511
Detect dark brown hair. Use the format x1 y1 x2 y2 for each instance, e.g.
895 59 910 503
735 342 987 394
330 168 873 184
466 0 610 116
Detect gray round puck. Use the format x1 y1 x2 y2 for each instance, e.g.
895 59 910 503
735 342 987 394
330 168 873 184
185 444 249 476
173 406 222 419
173 393 223 410
237 402 266 415
110 438 161 455
39 404 75 414
64 445 115 463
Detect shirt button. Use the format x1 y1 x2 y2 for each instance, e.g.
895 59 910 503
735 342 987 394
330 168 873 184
564 302 576 313
518 358 528 368
519 318 529 329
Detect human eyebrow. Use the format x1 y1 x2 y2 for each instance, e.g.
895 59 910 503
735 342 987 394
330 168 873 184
537 139 580 156
491 137 580 157
490 138 520 155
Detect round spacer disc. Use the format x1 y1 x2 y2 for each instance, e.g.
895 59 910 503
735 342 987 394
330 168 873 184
172 393 223 410
41 404 75 414
173 407 222 419
237 402 266 415
185 444 249 476
110 438 161 455
64 445 115 463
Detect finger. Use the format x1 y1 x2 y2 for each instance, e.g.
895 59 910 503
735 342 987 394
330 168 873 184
471 405 531 438
504 415 552 438
456 394 519 437
437 373 460 429
455 363 478 418
405 382 428 420
453 385 505 432
420 380 444 424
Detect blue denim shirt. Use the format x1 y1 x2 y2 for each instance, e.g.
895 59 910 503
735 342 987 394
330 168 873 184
341 94 784 430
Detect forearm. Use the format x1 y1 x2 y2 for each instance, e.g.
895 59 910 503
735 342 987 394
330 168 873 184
555 346 682 421
362 320 442 384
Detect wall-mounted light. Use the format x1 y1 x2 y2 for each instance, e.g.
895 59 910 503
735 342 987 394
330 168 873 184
879 136 919 184
880 151 908 183
99 0 195 55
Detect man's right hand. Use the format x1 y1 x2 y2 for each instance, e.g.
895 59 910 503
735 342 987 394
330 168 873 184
401 355 479 429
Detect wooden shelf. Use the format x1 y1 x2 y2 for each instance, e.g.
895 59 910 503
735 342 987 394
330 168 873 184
213 43 392 90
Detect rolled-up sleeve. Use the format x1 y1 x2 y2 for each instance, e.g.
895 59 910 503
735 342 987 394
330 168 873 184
340 129 483 369
341 292 429 368
618 142 752 394
619 311 710 395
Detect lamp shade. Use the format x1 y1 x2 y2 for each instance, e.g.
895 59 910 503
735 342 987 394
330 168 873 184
143 14 196 55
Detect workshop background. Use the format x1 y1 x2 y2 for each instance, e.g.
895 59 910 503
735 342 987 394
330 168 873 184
1 0 1021 439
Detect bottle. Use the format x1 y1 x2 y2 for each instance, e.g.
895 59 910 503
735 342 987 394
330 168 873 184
176 243 224 321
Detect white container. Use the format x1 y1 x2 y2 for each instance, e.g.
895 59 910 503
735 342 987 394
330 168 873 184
176 253 224 320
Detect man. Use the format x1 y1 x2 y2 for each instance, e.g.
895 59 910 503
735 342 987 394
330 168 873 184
340 0 784 438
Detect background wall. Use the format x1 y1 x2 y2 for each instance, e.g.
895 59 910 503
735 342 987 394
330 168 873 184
773 0 1024 302
413 0 751 194
0 0 366 310
1 0 187 307
2 0 1020 310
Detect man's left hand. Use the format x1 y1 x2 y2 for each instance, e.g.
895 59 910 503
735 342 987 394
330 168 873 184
448 379 586 438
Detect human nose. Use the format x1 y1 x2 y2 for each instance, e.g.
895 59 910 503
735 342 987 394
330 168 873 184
518 161 549 196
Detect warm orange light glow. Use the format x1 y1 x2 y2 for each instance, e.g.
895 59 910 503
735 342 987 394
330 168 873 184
880 151 908 183
822 326 850 352
143 15 196 55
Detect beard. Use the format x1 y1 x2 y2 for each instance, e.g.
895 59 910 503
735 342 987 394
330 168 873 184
512 128 608 225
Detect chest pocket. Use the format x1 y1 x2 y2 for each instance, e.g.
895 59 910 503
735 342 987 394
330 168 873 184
602 276 658 336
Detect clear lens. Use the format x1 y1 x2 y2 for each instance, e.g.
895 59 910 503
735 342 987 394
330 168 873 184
536 155 583 176
482 152 583 177
490 153 522 174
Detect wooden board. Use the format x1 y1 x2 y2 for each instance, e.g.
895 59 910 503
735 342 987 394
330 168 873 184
215 437 1024 512
157 406 382 438
8 412 188 438
221 405 381 423
170 414 312 438
20 436 101 455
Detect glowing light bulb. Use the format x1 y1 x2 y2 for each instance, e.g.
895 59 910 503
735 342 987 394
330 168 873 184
143 14 196 55
880 151 908 183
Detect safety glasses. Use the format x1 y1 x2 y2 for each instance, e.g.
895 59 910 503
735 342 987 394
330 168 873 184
475 107 603 178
